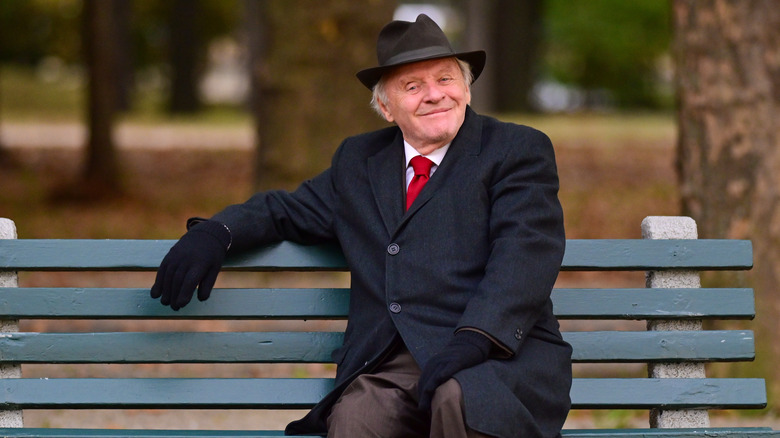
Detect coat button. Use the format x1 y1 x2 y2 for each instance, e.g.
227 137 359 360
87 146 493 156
514 329 523 340
389 302 402 314
387 243 400 255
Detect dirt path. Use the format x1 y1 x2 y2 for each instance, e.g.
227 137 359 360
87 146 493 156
1 122 253 150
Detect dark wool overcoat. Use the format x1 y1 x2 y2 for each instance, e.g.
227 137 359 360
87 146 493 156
211 107 572 438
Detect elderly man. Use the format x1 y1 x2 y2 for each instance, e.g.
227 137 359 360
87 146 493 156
151 14 572 438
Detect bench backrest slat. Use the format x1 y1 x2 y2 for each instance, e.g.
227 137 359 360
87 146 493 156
0 330 754 364
0 378 766 410
0 288 755 320
0 232 767 426
0 239 753 271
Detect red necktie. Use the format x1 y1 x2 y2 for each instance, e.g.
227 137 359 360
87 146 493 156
406 155 434 211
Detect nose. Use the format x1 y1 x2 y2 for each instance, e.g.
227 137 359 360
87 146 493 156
423 82 446 102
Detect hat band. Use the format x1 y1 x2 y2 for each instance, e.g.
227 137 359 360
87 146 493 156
383 46 454 67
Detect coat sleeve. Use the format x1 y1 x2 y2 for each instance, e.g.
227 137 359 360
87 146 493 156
456 127 565 355
208 148 342 252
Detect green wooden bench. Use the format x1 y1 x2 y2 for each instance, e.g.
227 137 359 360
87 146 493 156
1 216 778 438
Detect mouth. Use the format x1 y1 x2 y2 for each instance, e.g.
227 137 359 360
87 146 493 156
420 107 451 117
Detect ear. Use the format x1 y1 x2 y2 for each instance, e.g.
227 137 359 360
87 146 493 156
377 98 394 123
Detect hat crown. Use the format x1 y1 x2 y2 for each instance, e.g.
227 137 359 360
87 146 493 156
355 13 486 90
376 14 454 65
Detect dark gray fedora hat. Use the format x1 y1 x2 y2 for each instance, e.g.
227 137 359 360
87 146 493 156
356 14 486 90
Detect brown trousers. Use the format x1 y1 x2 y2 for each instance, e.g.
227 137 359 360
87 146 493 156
326 343 493 438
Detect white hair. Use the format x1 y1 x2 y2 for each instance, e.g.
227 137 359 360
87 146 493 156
370 58 474 118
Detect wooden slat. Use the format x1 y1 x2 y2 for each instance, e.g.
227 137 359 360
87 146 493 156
570 378 767 409
0 332 343 364
0 428 777 438
0 378 332 409
0 239 753 271
553 288 755 320
0 378 766 410
562 240 753 271
0 288 754 320
567 330 754 362
0 331 754 364
0 288 351 319
0 240 347 272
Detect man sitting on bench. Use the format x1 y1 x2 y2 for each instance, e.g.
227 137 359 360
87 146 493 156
151 13 572 438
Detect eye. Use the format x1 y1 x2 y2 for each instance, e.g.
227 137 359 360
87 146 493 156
405 83 420 93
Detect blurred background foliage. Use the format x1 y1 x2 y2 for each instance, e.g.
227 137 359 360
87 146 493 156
543 0 671 109
0 0 673 120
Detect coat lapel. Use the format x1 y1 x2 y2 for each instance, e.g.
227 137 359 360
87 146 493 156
403 107 483 217
367 107 484 235
367 130 406 236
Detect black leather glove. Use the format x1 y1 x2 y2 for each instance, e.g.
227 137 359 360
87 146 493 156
150 220 231 311
418 330 492 412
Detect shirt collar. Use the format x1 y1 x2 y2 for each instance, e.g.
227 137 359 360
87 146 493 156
403 140 451 168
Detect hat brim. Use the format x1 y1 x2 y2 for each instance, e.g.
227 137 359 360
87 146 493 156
356 50 486 90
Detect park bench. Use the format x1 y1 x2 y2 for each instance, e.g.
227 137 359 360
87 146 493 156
0 215 778 438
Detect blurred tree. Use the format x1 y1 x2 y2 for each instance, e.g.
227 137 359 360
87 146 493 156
674 0 780 410
133 0 238 114
463 0 544 113
114 0 133 112
168 0 202 113
0 0 82 65
0 70 5 165
80 0 121 196
543 0 671 109
246 0 396 189
491 0 543 112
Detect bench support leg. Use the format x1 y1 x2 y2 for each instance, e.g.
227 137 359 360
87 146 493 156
0 218 23 428
642 216 710 428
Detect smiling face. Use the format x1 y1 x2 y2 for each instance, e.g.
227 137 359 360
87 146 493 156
377 57 471 155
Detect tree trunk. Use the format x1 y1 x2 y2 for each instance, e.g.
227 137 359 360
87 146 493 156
248 0 397 190
0 69 6 164
491 0 543 113
463 0 543 113
674 0 780 410
113 0 133 112
168 0 202 114
243 0 269 189
82 0 121 195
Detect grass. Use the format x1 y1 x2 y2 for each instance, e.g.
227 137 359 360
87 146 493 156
1 64 251 126
0 65 84 122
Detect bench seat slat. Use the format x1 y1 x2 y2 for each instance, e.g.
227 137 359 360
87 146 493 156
0 288 755 320
0 428 778 438
0 378 766 410
0 331 754 364
0 239 753 271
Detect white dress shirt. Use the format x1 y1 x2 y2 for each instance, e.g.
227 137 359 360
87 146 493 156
403 140 451 191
